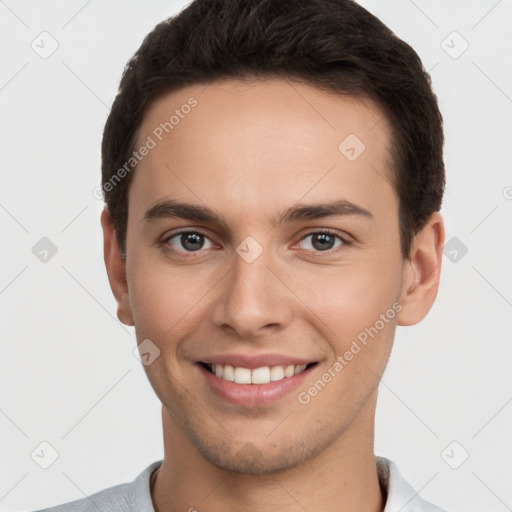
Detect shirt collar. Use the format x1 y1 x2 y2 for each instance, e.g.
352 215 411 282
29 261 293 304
142 458 445 512
377 456 446 512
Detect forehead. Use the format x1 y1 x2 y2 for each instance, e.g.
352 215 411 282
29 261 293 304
129 78 396 220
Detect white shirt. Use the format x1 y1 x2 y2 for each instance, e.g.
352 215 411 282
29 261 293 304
34 456 447 511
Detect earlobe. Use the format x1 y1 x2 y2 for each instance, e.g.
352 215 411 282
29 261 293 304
397 212 445 326
100 208 134 326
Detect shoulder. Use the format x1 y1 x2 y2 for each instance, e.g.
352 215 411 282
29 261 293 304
33 461 162 512
377 456 448 512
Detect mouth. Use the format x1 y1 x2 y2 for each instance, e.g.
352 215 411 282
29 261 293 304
196 353 320 407
199 361 318 384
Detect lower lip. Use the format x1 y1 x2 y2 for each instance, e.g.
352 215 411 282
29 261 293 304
197 364 315 407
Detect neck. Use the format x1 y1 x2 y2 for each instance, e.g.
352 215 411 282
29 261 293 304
151 399 384 512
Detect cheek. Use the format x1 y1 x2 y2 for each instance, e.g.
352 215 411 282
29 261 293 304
288 255 403 349
293 263 401 412
126 255 209 347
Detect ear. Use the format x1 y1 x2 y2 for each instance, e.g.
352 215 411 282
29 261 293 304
100 208 134 326
397 212 445 326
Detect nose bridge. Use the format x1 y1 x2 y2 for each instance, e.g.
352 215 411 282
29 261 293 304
211 243 293 337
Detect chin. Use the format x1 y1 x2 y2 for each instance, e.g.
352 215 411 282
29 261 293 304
189 430 324 475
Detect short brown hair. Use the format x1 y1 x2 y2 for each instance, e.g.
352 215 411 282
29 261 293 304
101 0 445 259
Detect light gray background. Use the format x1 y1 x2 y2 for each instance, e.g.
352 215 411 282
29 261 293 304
1 1 511 511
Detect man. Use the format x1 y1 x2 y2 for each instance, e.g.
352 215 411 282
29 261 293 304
37 0 447 510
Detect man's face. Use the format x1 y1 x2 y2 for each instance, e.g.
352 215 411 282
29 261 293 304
124 79 406 473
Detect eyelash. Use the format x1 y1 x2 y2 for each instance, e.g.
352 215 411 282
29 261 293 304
159 229 351 257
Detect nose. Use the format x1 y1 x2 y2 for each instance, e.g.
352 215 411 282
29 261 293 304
210 245 294 339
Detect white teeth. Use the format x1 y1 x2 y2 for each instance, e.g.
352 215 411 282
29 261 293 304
251 366 271 384
284 365 295 377
223 364 235 382
206 363 311 384
270 365 284 381
294 364 307 375
234 367 252 384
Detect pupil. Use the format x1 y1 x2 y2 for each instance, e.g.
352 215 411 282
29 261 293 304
182 233 203 251
313 233 335 251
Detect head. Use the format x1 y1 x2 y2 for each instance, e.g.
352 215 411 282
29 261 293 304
101 0 445 474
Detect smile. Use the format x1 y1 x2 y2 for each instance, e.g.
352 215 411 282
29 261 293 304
201 362 315 384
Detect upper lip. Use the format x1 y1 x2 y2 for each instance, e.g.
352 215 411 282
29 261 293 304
198 353 316 369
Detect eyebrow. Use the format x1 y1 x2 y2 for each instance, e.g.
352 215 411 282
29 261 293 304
143 198 373 226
